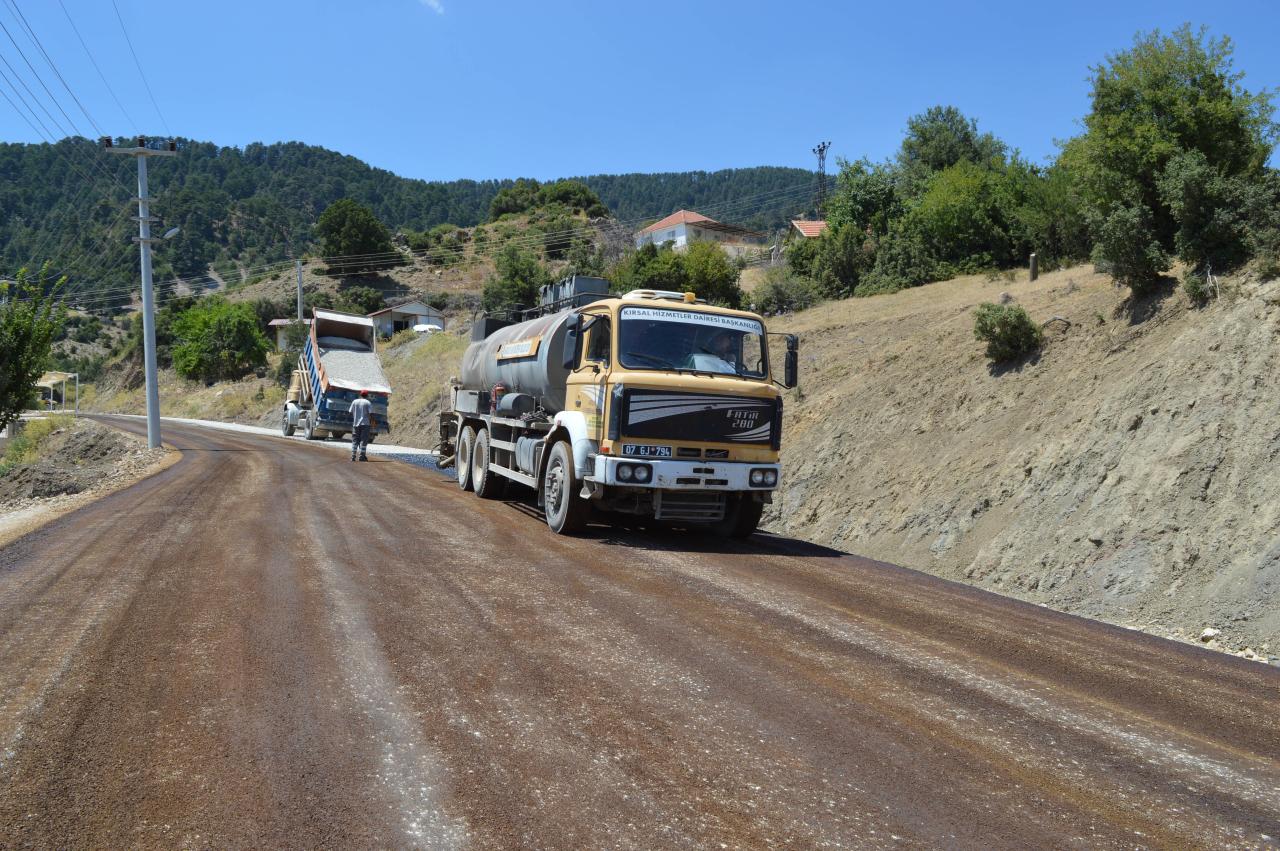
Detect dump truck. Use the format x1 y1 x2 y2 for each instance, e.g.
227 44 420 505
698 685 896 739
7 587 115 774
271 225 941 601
438 275 798 536
283 308 391 441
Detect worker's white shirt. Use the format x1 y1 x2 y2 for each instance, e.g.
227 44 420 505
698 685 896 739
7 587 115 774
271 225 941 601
349 397 372 427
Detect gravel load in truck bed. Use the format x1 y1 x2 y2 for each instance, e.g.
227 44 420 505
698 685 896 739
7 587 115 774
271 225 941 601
318 346 391 393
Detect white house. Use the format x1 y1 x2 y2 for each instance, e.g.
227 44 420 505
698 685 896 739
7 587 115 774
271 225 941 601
368 301 445 337
267 318 311 351
634 209 768 258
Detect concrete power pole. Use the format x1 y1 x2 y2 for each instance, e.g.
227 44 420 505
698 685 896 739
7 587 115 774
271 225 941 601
296 259 304 321
812 141 832 220
105 136 177 450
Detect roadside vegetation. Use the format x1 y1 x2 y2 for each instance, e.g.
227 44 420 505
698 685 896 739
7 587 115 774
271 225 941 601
773 25 1277 313
0 414 74 475
0 264 65 431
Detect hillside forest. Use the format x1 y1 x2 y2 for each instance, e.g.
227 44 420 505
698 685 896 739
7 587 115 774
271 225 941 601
4 24 1279 399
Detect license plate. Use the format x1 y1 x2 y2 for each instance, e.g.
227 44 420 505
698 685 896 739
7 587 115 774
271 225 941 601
622 444 671 458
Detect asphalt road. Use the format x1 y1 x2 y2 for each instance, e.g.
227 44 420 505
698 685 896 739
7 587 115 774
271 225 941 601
0 417 1277 849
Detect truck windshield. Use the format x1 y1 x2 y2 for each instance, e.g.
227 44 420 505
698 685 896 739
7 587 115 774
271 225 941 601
618 306 767 379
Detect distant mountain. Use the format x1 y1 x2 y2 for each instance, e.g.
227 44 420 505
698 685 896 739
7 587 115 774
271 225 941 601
0 138 815 306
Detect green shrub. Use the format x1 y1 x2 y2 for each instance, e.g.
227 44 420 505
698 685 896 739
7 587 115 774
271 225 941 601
172 299 270 383
862 225 937 294
973 303 1043 362
333 285 384 315
1090 202 1169 293
482 244 552 312
752 270 821 315
1180 269 1212 305
275 353 297 387
1157 149 1252 272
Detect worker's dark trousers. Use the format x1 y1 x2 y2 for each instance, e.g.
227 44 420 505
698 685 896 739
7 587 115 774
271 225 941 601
351 424 371 459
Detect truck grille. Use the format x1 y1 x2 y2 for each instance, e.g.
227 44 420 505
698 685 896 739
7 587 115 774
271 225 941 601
654 491 726 523
623 390 776 446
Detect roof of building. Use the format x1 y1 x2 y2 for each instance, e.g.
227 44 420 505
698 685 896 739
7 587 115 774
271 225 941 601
638 209 766 240
267 318 312 327
790 220 829 238
638 209 713 235
36 371 76 387
368 300 442 318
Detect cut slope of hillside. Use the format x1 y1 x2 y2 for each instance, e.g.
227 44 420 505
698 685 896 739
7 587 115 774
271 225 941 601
765 264 1280 657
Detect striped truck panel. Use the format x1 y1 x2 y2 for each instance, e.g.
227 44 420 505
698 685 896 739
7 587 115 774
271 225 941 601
621 389 778 446
302 337 390 433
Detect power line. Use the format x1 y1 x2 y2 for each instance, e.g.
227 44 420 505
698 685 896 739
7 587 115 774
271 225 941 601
5 0 105 137
0 47 66 137
0 12 80 136
110 0 169 134
57 0 139 132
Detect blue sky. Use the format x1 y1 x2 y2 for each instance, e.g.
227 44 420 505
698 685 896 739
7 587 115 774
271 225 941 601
2 1 1277 182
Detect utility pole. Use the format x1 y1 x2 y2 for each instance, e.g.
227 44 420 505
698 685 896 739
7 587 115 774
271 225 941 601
105 136 177 450
812 141 831 220
296 259 304 321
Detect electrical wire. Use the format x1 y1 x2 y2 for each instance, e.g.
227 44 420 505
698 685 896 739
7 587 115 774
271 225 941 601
57 0 139 133
5 0 105 137
0 13 80 136
110 0 169 135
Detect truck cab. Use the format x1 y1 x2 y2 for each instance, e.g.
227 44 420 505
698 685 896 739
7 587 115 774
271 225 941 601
560 290 793 534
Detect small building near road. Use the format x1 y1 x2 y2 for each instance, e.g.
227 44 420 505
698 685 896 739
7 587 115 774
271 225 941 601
368 301 445 338
789 219 829 240
268 318 311 351
634 209 768 258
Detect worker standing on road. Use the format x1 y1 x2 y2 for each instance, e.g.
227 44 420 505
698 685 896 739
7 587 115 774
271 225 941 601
349 390 372 462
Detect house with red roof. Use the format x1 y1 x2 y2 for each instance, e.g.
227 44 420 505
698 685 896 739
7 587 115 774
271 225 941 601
789 219 829 239
634 209 768 258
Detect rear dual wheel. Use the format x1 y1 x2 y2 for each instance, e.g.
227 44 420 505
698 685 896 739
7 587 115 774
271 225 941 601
472 429 506 500
456 425 476 491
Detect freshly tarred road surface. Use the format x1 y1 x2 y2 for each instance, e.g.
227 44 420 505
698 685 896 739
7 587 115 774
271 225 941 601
0 417 1277 849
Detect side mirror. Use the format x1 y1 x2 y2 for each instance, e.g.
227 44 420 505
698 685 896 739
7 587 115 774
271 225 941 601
783 334 799 389
562 314 584 370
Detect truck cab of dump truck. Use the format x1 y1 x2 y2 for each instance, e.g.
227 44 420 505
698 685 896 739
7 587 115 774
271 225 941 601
444 282 797 537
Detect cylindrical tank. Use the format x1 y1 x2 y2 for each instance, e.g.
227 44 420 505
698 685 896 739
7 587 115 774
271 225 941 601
461 310 577 414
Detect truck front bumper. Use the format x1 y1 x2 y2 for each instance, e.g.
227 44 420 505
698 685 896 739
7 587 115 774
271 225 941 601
589 456 780 491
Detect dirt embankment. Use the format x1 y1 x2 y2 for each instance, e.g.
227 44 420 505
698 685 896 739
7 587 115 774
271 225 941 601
765 264 1280 658
0 416 173 546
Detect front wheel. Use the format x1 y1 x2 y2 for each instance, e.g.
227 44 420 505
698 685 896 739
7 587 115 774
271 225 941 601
713 496 764 539
543 441 587 534
282 409 296 436
456 424 476 491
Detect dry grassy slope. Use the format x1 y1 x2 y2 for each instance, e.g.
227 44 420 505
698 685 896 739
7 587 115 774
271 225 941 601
378 329 470 447
764 264 1280 654
90 362 285 429
88 332 471 448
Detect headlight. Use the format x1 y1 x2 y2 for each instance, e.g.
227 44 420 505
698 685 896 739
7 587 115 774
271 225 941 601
763 469 778 486
617 464 634 482
633 464 652 483
750 469 765 485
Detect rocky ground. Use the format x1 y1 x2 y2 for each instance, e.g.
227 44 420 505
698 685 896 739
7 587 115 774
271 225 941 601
764 263 1280 662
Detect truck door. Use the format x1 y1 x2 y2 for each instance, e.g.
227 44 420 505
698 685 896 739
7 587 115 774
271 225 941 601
566 310 611 443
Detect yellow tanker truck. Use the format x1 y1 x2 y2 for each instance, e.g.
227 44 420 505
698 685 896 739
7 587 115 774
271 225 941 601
439 276 797 536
